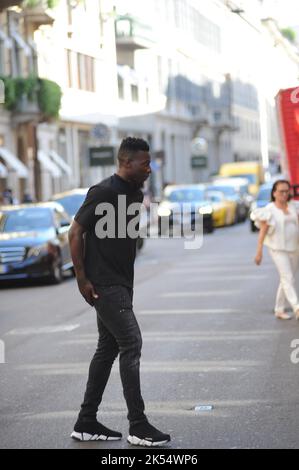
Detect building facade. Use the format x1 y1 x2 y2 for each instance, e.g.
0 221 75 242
1 0 299 201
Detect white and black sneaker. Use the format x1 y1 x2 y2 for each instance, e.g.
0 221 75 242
71 420 122 442
128 422 171 447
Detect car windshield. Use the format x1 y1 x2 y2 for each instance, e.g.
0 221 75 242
207 192 223 203
0 208 53 233
230 174 257 184
167 188 206 202
209 186 236 196
257 188 271 201
54 194 86 216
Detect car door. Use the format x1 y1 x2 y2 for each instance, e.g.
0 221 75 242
53 209 72 269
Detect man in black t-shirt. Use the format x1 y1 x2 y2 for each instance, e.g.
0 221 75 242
68 137 171 447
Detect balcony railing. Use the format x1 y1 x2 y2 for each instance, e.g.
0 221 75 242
115 15 156 50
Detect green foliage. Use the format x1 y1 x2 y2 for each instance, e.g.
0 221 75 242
38 78 62 119
0 77 16 110
281 28 296 43
22 0 60 8
0 76 62 120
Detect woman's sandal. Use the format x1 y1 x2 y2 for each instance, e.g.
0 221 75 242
275 311 292 320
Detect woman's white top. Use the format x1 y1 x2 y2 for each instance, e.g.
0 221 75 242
251 201 299 252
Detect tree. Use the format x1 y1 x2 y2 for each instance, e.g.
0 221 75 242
280 27 296 44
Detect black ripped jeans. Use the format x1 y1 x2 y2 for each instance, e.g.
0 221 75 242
78 285 147 426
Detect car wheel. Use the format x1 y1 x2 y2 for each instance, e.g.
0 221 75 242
137 237 144 251
49 256 63 284
206 220 214 233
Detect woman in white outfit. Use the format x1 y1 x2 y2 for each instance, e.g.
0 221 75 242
252 180 299 320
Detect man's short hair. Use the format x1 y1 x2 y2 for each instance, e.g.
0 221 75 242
118 137 149 165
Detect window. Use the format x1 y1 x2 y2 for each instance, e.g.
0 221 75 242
67 50 95 92
66 49 72 88
131 84 139 102
85 55 95 92
118 75 124 99
0 35 4 75
78 54 95 92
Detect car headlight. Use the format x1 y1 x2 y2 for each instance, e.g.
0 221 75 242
199 206 213 215
158 207 171 217
27 243 49 258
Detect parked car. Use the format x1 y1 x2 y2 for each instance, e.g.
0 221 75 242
218 161 265 195
249 183 272 232
51 188 88 218
157 184 214 234
207 183 247 222
205 190 236 227
52 187 147 250
0 202 72 283
212 176 253 211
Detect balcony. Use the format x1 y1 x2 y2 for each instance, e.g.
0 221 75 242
22 3 55 31
115 15 155 51
0 1 23 10
1 76 62 123
13 93 40 124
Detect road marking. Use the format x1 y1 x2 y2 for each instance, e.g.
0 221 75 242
183 275 268 281
15 359 262 375
16 398 280 421
6 324 80 335
169 266 273 273
138 309 244 315
62 333 276 345
161 290 241 298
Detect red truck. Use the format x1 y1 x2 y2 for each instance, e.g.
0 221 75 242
276 86 299 199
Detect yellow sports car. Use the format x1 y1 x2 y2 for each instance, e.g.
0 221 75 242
205 190 237 227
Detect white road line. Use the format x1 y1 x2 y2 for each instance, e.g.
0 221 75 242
169 266 272 273
138 309 244 315
17 398 278 421
182 275 268 281
6 324 80 335
161 290 241 298
62 334 275 345
18 397 281 421
15 359 262 375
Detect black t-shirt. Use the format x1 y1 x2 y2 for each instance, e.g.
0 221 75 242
74 174 143 288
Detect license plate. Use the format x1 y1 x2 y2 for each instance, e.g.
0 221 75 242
0 264 8 274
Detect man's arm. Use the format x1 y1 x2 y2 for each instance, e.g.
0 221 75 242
68 219 99 306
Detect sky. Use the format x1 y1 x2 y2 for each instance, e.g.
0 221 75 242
262 0 299 27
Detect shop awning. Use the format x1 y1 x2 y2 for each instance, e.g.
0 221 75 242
0 162 8 178
38 151 62 178
0 147 28 178
49 150 72 176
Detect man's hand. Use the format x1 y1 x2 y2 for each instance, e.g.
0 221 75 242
77 278 99 306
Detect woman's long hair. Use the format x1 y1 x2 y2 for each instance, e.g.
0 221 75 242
271 179 292 202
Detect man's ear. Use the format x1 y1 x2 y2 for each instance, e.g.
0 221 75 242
123 158 132 169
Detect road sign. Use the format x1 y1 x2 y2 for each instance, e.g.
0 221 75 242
89 146 115 167
191 155 207 168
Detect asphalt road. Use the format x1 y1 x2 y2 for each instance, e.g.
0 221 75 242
1 221 299 449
